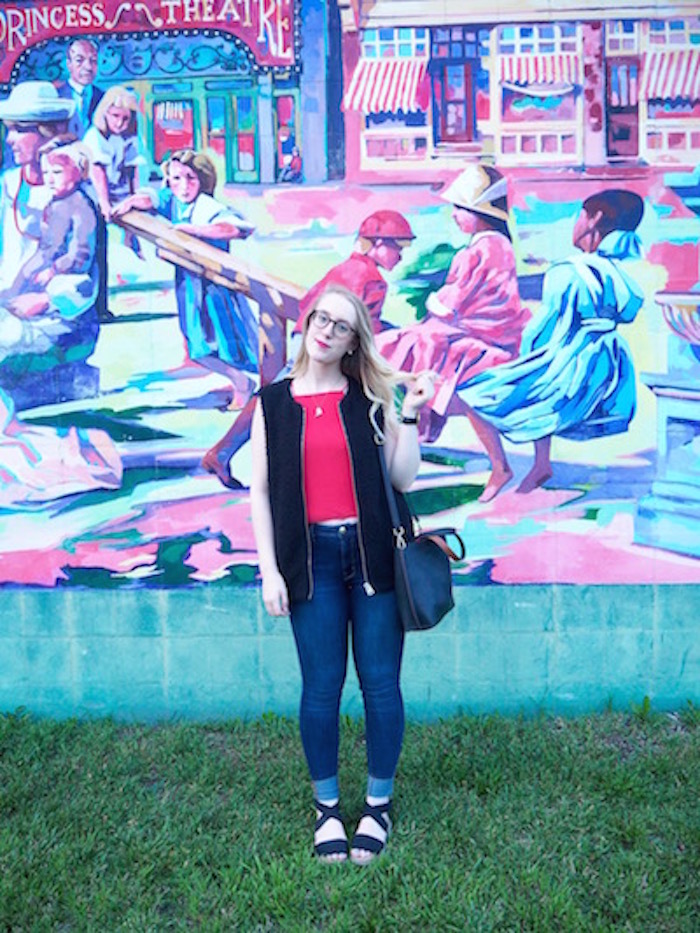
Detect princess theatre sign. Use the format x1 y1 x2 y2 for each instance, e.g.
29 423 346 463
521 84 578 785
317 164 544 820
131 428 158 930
0 0 296 81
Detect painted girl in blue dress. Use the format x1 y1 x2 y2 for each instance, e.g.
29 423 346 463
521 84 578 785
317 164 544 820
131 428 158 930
114 149 257 407
460 189 645 496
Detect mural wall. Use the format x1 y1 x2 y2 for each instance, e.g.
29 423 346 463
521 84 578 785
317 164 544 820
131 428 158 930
1 0 700 589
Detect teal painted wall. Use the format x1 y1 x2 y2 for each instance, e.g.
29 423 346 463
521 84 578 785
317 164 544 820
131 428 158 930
2 586 697 720
1 7 700 721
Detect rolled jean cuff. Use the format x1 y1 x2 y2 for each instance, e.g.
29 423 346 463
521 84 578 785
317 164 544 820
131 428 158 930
313 775 340 802
367 774 394 799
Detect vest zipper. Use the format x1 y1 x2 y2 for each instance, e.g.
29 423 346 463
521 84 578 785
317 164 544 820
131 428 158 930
338 407 375 596
300 407 314 601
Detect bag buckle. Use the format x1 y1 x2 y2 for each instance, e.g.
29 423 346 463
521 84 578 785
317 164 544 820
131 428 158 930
393 526 408 550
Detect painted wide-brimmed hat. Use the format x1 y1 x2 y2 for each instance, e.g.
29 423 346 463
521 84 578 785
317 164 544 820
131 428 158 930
440 164 509 222
0 81 75 123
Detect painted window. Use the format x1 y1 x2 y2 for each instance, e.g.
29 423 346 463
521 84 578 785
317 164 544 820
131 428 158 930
608 61 639 108
649 18 700 47
153 100 195 163
206 97 226 157
361 27 428 59
501 88 577 124
432 26 489 60
648 100 700 119
236 95 256 173
498 23 577 55
274 93 301 175
606 21 639 55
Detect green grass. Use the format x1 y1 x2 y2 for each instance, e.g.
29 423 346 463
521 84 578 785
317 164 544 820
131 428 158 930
1 707 698 932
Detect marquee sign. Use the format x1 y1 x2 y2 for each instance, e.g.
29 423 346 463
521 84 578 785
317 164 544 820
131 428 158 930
0 0 296 81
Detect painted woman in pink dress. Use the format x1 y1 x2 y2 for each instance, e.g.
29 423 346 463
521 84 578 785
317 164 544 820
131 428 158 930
376 164 530 501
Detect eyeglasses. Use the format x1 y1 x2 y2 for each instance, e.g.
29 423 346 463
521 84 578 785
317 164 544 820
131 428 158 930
310 309 357 339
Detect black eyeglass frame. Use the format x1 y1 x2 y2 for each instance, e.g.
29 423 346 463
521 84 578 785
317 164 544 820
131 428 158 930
309 309 358 339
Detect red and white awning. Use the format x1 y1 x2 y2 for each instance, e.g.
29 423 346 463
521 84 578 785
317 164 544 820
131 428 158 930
499 52 581 86
343 57 429 114
641 49 700 101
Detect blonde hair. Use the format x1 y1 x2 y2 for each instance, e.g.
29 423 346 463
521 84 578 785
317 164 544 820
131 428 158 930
92 85 139 137
165 149 217 196
39 135 91 181
291 285 400 438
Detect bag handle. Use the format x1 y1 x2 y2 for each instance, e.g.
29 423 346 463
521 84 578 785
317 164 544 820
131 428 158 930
422 532 466 562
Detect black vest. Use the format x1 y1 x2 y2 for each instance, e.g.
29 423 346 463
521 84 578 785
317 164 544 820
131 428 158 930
260 378 413 604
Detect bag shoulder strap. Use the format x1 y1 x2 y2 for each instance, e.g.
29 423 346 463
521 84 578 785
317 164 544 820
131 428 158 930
376 441 409 548
377 443 466 560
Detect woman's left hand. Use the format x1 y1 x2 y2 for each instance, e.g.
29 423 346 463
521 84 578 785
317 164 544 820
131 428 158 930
401 370 437 416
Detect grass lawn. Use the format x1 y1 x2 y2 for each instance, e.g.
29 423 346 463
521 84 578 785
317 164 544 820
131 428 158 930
1 706 698 932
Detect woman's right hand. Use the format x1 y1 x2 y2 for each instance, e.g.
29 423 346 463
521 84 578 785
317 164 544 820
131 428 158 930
261 568 290 617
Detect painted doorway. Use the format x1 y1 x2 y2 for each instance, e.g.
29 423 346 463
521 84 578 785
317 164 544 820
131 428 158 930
606 58 640 159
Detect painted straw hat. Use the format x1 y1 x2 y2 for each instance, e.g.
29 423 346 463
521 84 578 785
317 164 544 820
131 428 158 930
0 81 75 122
440 164 509 222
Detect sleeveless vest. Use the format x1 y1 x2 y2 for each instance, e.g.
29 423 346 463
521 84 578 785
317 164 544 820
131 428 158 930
260 378 412 604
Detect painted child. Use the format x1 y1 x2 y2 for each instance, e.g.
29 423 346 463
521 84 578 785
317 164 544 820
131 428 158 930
83 85 143 221
376 164 530 500
113 149 257 405
1 137 99 365
461 189 646 495
12 138 97 295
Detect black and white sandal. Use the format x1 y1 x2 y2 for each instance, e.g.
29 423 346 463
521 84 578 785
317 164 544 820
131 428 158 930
350 800 392 865
313 800 348 863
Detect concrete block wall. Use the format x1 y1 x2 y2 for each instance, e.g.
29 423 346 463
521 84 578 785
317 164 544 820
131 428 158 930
1 584 697 721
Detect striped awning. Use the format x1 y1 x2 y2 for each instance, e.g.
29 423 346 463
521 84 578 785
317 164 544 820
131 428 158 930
343 57 429 114
499 52 581 86
641 49 700 101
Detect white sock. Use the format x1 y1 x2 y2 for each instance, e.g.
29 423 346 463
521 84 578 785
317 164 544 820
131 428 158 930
366 795 389 808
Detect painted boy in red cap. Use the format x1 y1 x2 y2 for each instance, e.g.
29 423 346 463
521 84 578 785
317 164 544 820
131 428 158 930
202 209 415 488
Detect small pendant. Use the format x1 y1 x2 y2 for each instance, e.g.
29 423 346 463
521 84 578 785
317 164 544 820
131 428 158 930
314 406 323 418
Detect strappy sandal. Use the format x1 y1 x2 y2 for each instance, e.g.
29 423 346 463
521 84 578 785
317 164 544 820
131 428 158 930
350 800 392 865
313 800 348 863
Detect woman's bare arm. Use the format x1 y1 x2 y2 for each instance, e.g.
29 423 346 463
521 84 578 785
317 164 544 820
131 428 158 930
250 400 290 616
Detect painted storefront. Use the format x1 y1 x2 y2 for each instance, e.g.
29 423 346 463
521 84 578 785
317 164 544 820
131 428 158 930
340 1 700 178
0 0 332 184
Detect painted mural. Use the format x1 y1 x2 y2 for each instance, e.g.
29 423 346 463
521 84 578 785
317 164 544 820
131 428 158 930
1 0 700 588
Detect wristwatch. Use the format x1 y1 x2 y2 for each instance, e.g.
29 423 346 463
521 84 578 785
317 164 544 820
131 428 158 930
400 414 418 425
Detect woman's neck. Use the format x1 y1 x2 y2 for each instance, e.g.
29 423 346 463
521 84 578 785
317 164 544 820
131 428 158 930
293 361 347 395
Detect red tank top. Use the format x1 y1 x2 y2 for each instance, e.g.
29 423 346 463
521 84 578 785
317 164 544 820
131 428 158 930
293 389 358 523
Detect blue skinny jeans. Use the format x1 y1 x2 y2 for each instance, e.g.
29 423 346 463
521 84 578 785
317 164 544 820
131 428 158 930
290 523 405 800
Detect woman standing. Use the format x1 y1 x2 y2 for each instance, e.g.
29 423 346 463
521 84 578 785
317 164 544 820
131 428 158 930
250 285 434 865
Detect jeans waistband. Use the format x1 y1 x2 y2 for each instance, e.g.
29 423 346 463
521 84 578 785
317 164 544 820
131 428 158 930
310 522 358 541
